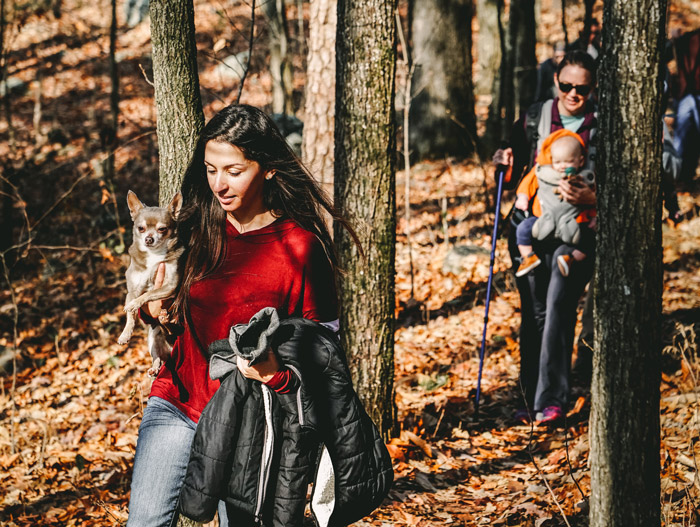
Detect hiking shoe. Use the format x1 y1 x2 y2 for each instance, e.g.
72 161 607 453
536 405 564 424
557 254 574 277
515 253 541 277
514 408 535 424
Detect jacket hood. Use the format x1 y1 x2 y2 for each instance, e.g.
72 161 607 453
536 128 586 166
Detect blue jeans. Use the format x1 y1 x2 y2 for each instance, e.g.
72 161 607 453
516 216 537 246
127 397 229 527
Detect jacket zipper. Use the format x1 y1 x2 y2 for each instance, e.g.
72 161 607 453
285 364 305 426
255 384 275 525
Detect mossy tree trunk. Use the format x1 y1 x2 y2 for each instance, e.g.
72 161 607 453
334 0 397 439
149 1 205 523
590 0 667 525
150 0 205 206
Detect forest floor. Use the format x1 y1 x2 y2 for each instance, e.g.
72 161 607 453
1 1 700 527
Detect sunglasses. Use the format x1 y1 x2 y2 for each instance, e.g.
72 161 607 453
558 82 593 97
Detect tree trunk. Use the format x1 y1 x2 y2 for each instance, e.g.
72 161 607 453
263 0 294 115
150 0 205 205
510 0 536 117
150 3 206 526
104 0 118 181
409 0 476 159
483 0 536 155
302 0 335 193
590 1 666 526
1 0 14 254
483 0 508 154
476 0 501 96
580 0 596 51
335 0 397 439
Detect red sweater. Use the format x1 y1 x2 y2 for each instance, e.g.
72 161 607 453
149 217 338 422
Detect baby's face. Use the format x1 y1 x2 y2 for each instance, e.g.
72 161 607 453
551 153 584 174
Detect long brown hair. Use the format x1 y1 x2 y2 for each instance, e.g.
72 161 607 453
171 103 360 320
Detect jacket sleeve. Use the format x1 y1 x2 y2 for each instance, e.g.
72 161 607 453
178 373 248 523
274 322 323 432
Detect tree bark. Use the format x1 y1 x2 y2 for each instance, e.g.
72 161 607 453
476 0 501 96
140 4 206 526
409 0 476 159
483 0 536 155
149 0 205 205
483 0 507 153
302 0 335 193
580 0 596 51
510 0 536 117
590 0 667 525
335 0 397 439
263 0 294 115
0 0 14 254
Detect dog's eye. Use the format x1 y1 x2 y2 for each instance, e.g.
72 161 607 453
157 227 168 234
138 226 145 233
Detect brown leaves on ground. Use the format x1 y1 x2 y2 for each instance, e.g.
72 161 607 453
2 1 700 526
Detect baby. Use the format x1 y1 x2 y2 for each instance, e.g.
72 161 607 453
514 131 595 278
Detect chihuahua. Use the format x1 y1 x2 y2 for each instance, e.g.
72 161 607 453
118 190 184 375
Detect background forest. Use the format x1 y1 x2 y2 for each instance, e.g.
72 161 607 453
1 0 700 526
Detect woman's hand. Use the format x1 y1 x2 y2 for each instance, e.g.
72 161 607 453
143 263 176 329
559 175 596 206
515 193 529 211
141 263 167 319
236 349 281 383
492 147 513 167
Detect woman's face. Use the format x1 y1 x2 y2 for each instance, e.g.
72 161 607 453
554 65 594 116
204 140 271 219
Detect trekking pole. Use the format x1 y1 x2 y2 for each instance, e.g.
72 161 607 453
475 164 507 417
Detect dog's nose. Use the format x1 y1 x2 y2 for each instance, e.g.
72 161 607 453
145 236 154 246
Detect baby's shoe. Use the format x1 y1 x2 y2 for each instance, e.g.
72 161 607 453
557 254 574 277
516 253 541 277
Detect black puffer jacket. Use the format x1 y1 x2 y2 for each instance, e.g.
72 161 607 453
178 316 393 527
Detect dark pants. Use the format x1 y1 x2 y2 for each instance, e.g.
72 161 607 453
508 227 594 411
673 94 700 182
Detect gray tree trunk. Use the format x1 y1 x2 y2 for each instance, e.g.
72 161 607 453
263 0 294 115
302 0 335 193
335 0 397 439
589 0 667 525
150 0 205 205
476 0 501 96
409 0 476 159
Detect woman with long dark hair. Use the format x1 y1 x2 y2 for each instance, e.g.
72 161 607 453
126 104 357 527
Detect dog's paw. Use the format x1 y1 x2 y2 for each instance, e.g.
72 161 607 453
117 332 131 345
148 358 163 378
124 300 141 313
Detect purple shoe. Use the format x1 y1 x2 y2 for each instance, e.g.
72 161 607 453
536 405 564 424
514 408 535 424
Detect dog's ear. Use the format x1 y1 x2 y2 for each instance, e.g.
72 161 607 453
127 190 145 219
169 192 183 220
